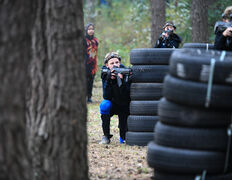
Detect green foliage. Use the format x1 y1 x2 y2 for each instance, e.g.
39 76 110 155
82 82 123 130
86 0 150 80
166 0 192 45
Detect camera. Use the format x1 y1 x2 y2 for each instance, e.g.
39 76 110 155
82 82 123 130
164 29 173 36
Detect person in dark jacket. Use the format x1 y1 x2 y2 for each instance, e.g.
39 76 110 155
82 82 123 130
214 6 232 51
84 23 99 103
154 21 182 48
99 52 131 144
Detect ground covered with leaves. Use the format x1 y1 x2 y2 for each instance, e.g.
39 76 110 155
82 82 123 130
87 81 154 180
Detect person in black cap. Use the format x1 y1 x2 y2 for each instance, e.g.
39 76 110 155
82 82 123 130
99 52 131 144
84 23 99 103
214 6 232 51
154 21 182 48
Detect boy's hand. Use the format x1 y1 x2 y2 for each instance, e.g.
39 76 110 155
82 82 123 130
110 69 116 79
117 73 123 79
162 32 169 39
110 71 123 80
223 27 232 37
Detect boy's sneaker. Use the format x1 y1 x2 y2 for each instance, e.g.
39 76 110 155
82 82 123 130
120 137 126 144
99 135 110 144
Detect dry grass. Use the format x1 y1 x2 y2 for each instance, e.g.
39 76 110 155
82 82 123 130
87 81 154 180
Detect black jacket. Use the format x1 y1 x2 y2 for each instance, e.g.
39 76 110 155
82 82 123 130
101 64 131 106
214 31 232 51
154 33 182 48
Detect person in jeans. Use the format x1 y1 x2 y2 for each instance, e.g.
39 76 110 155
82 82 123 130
99 52 131 144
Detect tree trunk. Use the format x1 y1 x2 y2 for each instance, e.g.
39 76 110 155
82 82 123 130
0 1 32 180
151 0 166 47
85 0 96 24
191 0 209 42
27 1 88 180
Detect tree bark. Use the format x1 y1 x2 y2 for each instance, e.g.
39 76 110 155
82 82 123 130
27 1 88 180
151 0 166 47
191 0 209 42
0 1 32 180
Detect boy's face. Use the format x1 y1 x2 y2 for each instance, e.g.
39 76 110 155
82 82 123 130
87 25 94 36
106 58 120 69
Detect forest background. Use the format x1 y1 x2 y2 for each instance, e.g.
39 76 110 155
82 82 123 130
83 0 232 80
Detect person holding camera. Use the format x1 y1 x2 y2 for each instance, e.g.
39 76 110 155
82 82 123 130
99 52 131 144
154 21 182 48
214 6 232 51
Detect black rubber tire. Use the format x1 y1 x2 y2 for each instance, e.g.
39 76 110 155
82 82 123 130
130 48 175 65
158 98 231 127
126 131 153 146
130 83 163 100
169 48 232 85
154 171 232 180
147 142 225 174
127 115 159 132
155 121 228 151
182 43 215 50
131 65 169 83
130 100 159 115
163 75 232 109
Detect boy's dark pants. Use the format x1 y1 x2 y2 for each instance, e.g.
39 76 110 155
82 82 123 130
100 100 129 140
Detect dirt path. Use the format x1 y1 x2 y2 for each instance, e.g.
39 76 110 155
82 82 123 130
87 82 154 180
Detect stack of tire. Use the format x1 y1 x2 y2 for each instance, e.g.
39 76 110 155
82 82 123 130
147 48 232 179
183 43 215 50
126 48 174 146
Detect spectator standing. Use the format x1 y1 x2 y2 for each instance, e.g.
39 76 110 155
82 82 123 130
85 23 99 103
